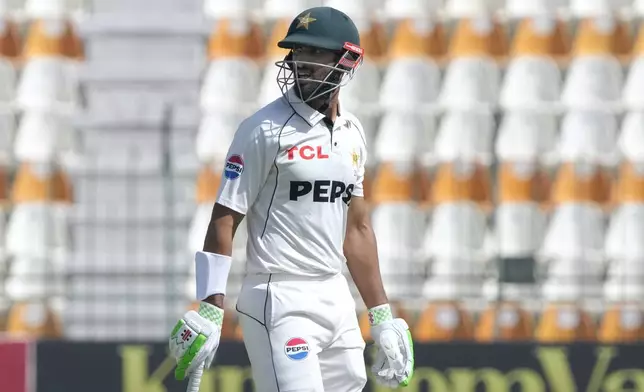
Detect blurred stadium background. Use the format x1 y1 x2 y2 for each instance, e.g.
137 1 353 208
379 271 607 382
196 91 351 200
1 0 644 385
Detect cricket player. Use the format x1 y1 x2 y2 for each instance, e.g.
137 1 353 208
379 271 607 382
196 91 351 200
169 6 414 391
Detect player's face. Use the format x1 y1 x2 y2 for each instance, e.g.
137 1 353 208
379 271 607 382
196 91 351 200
291 45 342 100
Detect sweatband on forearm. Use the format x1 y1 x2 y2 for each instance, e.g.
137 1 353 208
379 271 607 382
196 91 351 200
195 251 233 300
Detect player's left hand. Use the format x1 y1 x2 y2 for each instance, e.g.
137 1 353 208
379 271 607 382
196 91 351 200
369 305 414 388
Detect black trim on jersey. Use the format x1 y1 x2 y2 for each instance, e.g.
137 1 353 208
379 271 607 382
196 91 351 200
263 274 281 392
260 111 295 239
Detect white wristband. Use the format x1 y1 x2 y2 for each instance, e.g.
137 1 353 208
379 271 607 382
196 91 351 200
195 251 232 300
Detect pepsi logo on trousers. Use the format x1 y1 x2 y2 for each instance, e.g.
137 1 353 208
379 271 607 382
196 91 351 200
224 155 244 180
284 337 310 360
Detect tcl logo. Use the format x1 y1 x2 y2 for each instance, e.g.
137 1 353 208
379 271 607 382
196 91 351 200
287 145 329 160
290 180 354 204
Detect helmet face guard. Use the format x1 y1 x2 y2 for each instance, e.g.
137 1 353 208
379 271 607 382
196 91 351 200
276 42 364 105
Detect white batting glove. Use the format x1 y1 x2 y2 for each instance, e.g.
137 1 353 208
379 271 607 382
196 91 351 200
169 302 223 381
369 304 415 388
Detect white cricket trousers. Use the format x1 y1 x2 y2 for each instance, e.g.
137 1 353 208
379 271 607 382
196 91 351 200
236 272 367 392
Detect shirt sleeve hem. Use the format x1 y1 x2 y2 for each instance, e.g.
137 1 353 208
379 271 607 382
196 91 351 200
215 198 248 215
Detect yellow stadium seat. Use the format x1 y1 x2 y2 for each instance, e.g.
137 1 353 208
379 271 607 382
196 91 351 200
415 302 475 342
431 161 491 206
196 165 222 204
0 19 21 60
475 303 534 342
550 162 611 206
369 162 416 204
22 19 83 60
573 17 632 59
388 19 447 60
0 165 8 204
511 17 570 59
208 19 264 60
535 304 596 342
6 302 63 338
599 305 644 343
612 161 644 204
266 19 291 60
11 163 73 203
634 23 644 56
498 161 550 204
449 17 508 60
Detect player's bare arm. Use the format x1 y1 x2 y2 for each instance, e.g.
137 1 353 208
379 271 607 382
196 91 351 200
344 196 388 309
202 203 244 309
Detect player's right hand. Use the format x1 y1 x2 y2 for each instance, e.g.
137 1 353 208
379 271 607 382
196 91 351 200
169 302 224 381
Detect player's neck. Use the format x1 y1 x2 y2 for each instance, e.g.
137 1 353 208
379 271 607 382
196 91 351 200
308 94 339 124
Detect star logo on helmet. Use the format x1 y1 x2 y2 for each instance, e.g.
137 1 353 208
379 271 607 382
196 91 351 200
296 12 317 30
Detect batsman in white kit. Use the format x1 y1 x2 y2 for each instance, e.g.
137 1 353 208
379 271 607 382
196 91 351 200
169 6 415 391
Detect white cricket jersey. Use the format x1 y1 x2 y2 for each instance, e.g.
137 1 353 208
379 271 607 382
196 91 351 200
216 88 368 277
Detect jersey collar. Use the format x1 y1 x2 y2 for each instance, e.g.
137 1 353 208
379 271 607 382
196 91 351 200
285 88 329 127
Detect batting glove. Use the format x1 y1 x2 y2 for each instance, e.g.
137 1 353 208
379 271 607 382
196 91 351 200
369 304 415 388
169 302 223 381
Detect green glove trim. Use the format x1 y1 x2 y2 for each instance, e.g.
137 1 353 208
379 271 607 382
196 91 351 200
175 333 207 380
368 304 393 326
400 330 415 387
198 302 224 327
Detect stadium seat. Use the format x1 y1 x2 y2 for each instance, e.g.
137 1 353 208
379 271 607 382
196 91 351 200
22 19 83 60
612 161 644 204
618 112 644 163
438 57 500 111
573 16 632 60
496 112 558 163
207 19 264 60
535 304 597 342
369 162 417 204
379 57 441 112
570 0 631 19
0 18 20 59
263 0 322 19
541 203 605 263
387 18 447 59
561 55 623 111
414 302 475 342
445 0 504 18
431 160 491 206
372 203 427 299
448 16 507 60
434 110 494 165
557 111 618 166
14 112 74 164
11 163 73 203
195 165 222 204
623 25 644 110
374 111 436 161
25 0 74 19
424 202 488 262
201 58 261 114
495 202 547 258
509 16 570 59
340 57 380 123
6 203 71 258
499 56 561 111
203 0 259 19
604 256 644 303
599 305 644 343
423 257 485 300
497 162 550 204
0 58 15 107
550 162 611 206
6 302 63 337
605 203 644 263
16 57 79 114
196 112 246 165
475 303 534 341
265 18 291 60
0 112 15 164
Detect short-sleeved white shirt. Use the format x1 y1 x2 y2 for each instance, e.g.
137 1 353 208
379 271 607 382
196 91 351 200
216 89 368 277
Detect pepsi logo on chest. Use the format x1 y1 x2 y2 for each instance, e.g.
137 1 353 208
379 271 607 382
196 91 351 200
284 337 310 360
224 154 244 180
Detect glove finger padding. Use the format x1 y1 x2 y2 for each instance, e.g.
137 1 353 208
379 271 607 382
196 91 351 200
169 310 221 380
371 318 414 387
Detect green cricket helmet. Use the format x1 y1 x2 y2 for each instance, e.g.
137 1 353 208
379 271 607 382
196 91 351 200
275 6 365 104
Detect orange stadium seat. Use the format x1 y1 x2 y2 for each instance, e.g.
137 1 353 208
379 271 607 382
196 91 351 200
369 162 416 204
0 19 22 60
23 19 83 60
599 305 644 343
535 304 596 342
6 302 63 338
265 19 292 61
550 162 611 206
195 165 222 204
573 16 632 61
498 161 550 204
511 17 570 59
475 303 535 341
449 17 508 60
11 163 73 203
612 161 644 204
0 165 8 203
388 19 447 60
208 19 264 60
414 302 475 342
431 160 491 207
